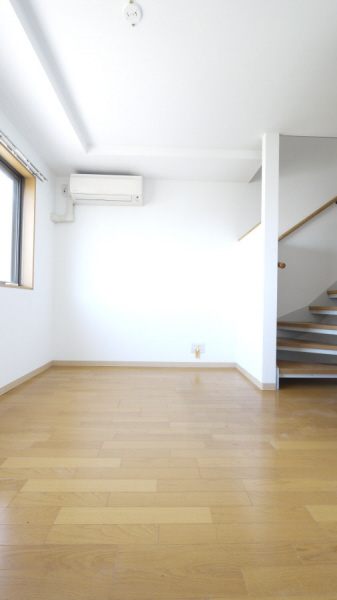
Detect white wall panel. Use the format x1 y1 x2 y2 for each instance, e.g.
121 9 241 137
0 109 55 389
53 179 260 363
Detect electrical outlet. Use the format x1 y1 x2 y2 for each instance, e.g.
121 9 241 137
191 343 205 353
61 184 68 196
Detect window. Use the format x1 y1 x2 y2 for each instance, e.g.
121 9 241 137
0 158 23 285
0 142 36 290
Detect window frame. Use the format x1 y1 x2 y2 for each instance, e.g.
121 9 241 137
0 157 24 285
0 142 36 290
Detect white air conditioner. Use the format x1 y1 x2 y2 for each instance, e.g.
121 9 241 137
69 174 143 206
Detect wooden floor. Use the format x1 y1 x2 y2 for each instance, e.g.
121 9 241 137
1 367 337 599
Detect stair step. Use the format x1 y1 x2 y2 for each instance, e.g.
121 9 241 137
277 337 337 354
278 360 337 377
327 290 337 298
278 321 337 334
309 306 337 315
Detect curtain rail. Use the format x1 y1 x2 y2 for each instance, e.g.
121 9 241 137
0 130 47 182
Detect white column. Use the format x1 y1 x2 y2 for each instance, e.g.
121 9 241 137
261 133 279 385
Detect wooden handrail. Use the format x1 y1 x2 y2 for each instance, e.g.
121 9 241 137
239 195 337 244
238 222 261 241
278 195 337 242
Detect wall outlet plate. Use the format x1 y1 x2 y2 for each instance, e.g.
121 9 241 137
61 184 68 196
124 2 141 26
191 343 205 353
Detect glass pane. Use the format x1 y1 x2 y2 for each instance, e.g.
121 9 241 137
0 167 14 283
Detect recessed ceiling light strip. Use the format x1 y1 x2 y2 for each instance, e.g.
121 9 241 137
0 130 47 182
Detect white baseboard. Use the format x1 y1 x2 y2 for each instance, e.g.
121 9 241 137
52 361 236 369
0 360 276 396
0 362 53 396
236 363 276 390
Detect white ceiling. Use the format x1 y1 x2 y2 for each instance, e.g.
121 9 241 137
1 0 337 181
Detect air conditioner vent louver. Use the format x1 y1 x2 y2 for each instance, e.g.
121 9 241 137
69 174 143 206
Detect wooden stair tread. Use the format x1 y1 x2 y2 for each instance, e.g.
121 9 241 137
277 360 337 375
310 305 337 311
277 338 337 351
278 321 337 331
327 290 337 294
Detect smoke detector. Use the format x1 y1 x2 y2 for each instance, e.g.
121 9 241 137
124 1 142 26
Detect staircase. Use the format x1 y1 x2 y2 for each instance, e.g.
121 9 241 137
277 287 337 381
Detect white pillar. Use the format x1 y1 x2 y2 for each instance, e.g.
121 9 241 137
261 133 279 385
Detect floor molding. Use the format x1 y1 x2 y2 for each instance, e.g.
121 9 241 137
236 363 276 390
52 361 236 369
1 361 277 396
0 362 53 396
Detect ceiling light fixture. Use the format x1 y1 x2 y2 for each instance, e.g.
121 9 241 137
124 0 142 26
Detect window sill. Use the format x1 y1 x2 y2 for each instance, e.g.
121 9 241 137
0 283 33 290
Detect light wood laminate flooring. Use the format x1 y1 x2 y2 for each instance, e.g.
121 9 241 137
0 367 337 598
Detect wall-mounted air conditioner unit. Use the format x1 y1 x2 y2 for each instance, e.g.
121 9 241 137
70 174 143 206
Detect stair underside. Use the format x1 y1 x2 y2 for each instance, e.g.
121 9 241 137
278 360 337 378
278 321 337 333
277 338 337 353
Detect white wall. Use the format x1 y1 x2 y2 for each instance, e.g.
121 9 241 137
236 133 279 389
0 109 55 389
236 225 264 382
278 136 337 318
279 136 337 236
261 133 279 385
53 179 260 364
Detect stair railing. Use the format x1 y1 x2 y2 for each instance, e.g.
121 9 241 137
278 195 337 241
239 194 337 269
